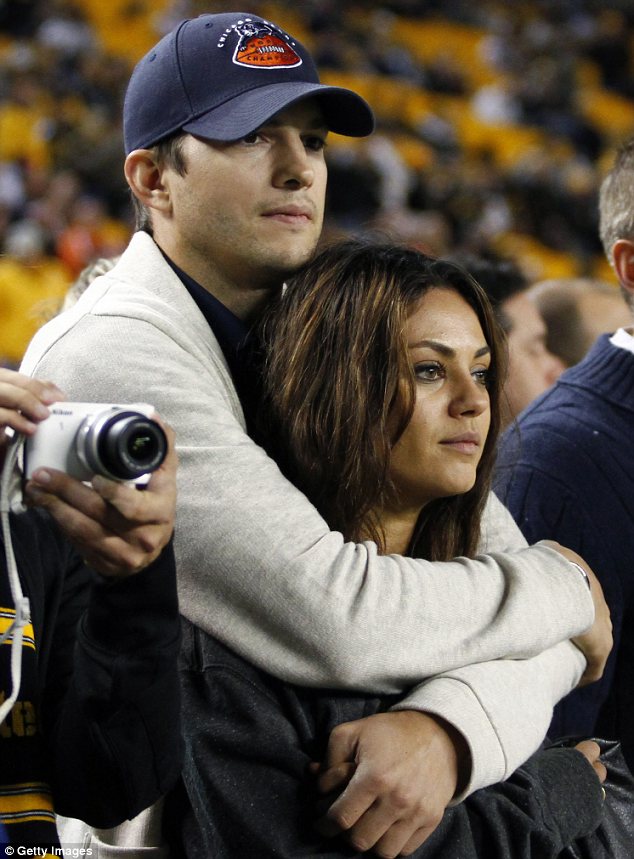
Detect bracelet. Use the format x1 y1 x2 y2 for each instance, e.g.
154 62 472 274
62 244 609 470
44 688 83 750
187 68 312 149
570 561 591 590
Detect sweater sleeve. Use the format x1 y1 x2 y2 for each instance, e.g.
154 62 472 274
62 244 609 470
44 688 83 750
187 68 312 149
391 640 585 797
458 745 604 857
495 454 622 741
44 542 182 827
21 310 594 695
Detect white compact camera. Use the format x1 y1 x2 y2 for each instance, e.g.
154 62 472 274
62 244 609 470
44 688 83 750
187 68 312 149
24 402 167 484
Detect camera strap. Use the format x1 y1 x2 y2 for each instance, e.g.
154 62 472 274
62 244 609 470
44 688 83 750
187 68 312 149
0 433 31 727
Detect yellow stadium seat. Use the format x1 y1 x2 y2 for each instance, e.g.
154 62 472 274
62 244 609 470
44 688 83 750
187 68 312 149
389 18 495 90
493 233 580 281
80 0 171 63
579 86 634 141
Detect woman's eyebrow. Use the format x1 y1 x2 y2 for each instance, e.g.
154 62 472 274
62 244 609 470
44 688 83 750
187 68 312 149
474 345 491 358
409 339 491 359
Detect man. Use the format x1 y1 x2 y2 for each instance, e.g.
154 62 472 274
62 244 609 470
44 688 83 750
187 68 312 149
495 137 634 768
21 12 610 855
0 369 180 847
450 253 565 426
528 276 630 367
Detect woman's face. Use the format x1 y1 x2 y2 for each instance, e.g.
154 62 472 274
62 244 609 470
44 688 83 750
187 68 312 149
388 287 492 513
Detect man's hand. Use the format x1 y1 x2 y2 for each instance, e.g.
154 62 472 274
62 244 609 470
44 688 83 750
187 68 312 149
311 710 469 858
0 367 176 577
574 740 607 784
24 420 177 578
543 541 613 686
0 369 64 467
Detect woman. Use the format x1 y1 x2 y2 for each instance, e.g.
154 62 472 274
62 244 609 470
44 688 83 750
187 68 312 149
174 240 606 858
259 241 502 564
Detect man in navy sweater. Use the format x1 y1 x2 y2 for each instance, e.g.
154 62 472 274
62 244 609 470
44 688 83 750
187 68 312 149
495 137 634 767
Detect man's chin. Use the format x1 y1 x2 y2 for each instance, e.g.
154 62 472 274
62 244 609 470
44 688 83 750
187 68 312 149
264 246 319 279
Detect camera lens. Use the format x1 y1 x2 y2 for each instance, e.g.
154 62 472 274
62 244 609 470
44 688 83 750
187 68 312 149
78 409 167 480
126 430 159 462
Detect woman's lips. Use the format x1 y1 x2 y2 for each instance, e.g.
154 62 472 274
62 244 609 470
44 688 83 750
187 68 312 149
440 433 481 454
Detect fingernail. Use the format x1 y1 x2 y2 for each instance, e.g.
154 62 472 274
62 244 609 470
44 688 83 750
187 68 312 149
33 403 51 419
32 468 51 485
91 475 107 492
24 484 42 502
42 387 63 404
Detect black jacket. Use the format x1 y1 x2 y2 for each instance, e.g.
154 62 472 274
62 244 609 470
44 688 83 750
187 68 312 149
1 508 182 842
172 623 604 858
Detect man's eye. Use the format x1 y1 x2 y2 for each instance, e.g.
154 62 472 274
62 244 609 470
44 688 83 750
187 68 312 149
242 131 260 144
305 135 327 151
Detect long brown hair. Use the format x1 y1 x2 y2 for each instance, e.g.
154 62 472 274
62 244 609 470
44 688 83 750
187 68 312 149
258 238 506 561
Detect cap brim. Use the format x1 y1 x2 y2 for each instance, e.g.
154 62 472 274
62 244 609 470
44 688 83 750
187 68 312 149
182 81 374 141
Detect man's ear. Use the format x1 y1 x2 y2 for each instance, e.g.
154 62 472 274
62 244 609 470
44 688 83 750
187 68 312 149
612 239 634 300
124 150 171 214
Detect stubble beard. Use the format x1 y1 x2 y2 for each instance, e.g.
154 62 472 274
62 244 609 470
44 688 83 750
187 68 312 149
256 233 321 287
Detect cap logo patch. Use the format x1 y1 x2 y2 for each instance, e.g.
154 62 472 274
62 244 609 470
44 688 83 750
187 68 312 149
217 19 302 69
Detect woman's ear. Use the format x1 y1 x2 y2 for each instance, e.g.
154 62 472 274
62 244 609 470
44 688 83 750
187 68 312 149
124 149 171 214
612 239 634 300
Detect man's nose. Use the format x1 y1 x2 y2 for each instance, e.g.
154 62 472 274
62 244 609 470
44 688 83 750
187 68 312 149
272 138 314 189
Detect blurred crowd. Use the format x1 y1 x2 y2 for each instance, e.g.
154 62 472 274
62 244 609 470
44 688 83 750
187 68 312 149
1 0 634 366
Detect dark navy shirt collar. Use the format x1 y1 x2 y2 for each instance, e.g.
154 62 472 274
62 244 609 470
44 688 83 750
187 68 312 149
162 252 262 435
163 254 249 352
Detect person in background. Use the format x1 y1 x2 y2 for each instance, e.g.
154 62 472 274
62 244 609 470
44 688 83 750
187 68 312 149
20 12 609 854
527 276 631 368
0 369 180 849
450 252 565 426
0 221 70 367
495 137 634 769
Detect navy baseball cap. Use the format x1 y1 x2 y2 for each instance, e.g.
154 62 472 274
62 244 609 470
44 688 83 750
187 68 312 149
123 12 375 153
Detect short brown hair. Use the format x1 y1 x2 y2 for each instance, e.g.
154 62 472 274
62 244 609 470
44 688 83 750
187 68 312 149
599 137 634 309
130 133 188 234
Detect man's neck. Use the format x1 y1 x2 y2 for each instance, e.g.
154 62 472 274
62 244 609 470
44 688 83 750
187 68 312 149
214 284 275 323
154 237 277 323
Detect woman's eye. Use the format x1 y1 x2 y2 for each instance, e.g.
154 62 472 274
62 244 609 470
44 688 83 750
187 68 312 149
472 368 490 386
415 363 442 382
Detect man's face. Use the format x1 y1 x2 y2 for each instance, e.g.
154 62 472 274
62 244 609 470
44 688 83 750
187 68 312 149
158 98 328 304
502 291 565 423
